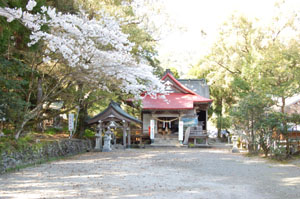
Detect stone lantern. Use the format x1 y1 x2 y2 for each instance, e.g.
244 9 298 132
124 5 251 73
94 120 102 151
102 128 114 152
231 133 240 153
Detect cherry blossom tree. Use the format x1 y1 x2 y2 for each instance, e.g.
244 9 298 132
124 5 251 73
0 0 165 139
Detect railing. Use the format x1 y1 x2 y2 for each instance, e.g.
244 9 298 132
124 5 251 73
190 126 207 137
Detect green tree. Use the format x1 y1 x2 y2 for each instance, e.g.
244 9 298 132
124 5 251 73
230 92 273 152
190 4 300 154
0 0 164 139
255 112 283 157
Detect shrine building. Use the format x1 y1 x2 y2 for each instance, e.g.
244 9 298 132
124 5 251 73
141 69 213 143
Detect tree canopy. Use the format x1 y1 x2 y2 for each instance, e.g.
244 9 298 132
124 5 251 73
189 2 300 156
0 0 164 139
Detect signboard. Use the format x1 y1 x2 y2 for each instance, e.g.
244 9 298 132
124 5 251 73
150 119 155 140
68 113 74 131
181 117 198 127
178 121 183 141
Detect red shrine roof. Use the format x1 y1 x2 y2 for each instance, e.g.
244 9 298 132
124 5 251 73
143 93 212 110
142 72 213 110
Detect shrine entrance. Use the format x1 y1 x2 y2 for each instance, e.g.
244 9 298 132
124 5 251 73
156 117 179 137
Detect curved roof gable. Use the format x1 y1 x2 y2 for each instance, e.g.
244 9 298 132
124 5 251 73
87 101 142 125
161 72 198 95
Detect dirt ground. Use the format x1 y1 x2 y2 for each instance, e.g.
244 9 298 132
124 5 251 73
1 148 300 199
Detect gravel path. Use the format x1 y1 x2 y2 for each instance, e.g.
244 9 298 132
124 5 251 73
1 148 300 199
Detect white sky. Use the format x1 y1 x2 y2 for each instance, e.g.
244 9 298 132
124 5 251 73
154 0 300 77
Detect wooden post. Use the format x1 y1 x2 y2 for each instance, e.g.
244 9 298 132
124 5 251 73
139 136 142 145
205 110 208 131
128 126 131 148
123 120 127 149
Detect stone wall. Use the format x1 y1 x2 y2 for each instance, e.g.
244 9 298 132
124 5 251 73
0 139 92 174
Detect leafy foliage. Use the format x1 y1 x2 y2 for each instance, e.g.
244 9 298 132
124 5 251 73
0 0 164 139
190 3 300 157
0 58 31 125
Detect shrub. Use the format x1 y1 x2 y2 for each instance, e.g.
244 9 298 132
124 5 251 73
271 146 287 160
83 129 95 138
45 128 61 135
188 143 195 147
2 129 13 135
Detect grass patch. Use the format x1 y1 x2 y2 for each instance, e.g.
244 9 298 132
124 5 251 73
242 150 300 165
188 143 195 148
243 152 260 157
45 128 61 135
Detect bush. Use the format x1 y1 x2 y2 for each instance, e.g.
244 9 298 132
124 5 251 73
2 129 13 135
62 126 69 132
83 129 95 138
196 138 205 144
45 128 61 135
0 133 34 153
188 143 195 147
0 136 11 152
271 146 287 160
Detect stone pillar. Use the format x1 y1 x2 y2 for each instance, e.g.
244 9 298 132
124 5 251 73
123 120 127 149
127 126 131 148
94 120 102 151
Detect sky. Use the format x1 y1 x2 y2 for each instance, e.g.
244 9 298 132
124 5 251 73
153 0 300 77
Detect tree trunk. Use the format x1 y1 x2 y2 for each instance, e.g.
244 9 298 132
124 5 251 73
217 97 223 138
36 77 44 132
76 82 87 138
247 121 254 153
15 104 42 139
15 119 30 140
260 133 269 157
251 113 256 152
281 97 290 158
78 103 88 138
217 128 221 139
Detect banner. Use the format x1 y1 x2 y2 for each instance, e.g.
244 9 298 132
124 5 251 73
68 113 74 131
150 119 155 139
178 121 183 141
181 117 198 127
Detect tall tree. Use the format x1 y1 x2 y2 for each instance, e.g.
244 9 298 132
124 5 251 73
0 0 165 139
189 2 300 152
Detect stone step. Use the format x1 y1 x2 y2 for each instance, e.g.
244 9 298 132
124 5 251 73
149 143 186 148
155 134 178 139
153 138 178 144
150 138 184 147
